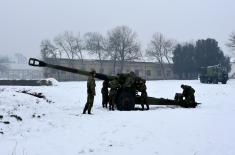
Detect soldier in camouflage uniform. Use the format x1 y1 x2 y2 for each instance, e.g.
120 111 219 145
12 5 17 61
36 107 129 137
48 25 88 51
181 84 195 103
82 70 96 114
101 80 109 108
109 77 120 111
124 71 136 88
140 79 149 110
123 71 136 96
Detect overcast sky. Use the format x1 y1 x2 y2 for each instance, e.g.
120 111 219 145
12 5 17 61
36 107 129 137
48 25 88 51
0 0 235 58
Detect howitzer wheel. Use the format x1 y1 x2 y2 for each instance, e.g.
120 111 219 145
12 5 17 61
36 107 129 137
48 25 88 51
116 91 135 111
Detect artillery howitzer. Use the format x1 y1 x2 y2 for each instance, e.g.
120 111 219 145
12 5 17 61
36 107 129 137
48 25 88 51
29 58 200 111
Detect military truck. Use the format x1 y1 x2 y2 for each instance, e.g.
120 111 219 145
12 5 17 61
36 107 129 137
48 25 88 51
199 64 228 84
29 58 200 110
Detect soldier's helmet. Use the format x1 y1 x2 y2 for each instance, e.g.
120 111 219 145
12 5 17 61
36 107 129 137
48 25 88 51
129 71 135 76
139 78 145 83
90 70 96 75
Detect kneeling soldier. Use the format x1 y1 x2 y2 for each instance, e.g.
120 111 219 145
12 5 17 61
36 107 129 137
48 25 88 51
181 84 195 103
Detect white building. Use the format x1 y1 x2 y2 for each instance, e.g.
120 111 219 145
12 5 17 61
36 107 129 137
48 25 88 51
44 58 176 81
0 63 43 80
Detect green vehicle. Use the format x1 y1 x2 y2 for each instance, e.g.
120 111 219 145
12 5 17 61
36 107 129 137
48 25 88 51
29 58 200 110
199 64 228 84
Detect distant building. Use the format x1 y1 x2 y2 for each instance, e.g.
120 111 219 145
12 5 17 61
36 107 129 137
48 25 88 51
44 58 177 81
0 63 43 80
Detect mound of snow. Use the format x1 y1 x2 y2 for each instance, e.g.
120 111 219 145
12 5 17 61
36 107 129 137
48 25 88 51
0 80 235 155
38 78 59 86
45 78 59 86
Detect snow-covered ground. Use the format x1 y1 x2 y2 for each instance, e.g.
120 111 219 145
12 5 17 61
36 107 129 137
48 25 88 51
0 80 235 155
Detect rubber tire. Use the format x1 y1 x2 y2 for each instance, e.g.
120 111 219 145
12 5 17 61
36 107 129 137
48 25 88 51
222 80 227 84
212 78 218 84
200 77 204 83
116 91 135 111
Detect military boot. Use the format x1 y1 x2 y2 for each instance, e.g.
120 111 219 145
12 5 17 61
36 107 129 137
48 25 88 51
82 109 86 114
82 104 88 114
146 104 149 110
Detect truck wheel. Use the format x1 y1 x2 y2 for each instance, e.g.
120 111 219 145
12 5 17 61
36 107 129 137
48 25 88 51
200 77 205 83
116 91 135 111
212 79 218 84
208 77 213 84
222 80 227 84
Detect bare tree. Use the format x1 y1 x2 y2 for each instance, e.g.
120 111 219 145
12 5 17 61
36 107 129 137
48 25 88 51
226 32 235 56
40 40 57 60
40 40 59 78
107 26 141 74
54 31 83 61
146 33 174 79
84 32 107 71
163 39 175 64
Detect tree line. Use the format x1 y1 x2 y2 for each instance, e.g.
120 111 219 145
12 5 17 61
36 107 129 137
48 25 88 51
41 25 233 79
40 25 174 77
173 39 231 79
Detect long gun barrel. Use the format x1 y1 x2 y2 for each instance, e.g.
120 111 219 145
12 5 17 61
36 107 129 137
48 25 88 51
28 58 112 81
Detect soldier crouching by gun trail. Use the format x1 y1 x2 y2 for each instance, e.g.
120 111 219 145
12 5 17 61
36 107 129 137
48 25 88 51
181 84 195 103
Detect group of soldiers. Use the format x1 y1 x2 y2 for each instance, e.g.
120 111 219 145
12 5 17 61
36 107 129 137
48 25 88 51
82 70 150 114
100 72 150 111
82 70 196 114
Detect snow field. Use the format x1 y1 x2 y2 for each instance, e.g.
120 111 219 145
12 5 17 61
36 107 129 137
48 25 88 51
0 80 235 155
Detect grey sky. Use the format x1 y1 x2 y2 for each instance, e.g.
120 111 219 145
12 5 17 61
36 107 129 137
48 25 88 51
0 0 235 58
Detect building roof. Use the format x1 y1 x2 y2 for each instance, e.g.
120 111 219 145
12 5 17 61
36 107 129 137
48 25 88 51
45 58 173 66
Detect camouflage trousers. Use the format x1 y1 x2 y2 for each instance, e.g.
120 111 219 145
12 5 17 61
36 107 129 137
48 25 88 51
83 94 94 114
102 94 109 108
176 93 195 103
185 95 195 103
141 94 149 110
109 94 116 110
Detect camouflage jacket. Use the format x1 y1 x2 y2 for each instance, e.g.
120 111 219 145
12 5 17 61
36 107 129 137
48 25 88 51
87 76 96 96
140 84 147 97
182 85 195 96
124 75 135 88
101 87 108 94
101 81 109 94
109 79 120 95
